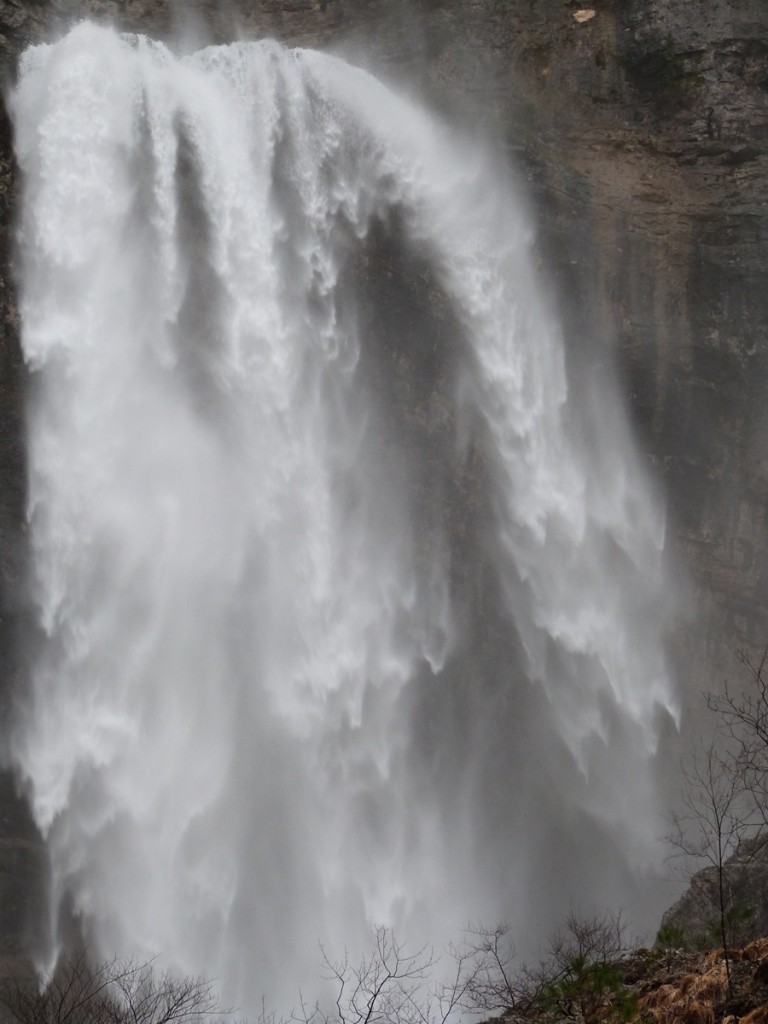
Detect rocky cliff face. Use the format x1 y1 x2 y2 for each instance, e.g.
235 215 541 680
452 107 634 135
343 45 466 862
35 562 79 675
0 0 765 968
661 839 768 948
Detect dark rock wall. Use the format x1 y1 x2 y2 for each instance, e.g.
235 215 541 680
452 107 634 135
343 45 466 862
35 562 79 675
415 0 768 694
0 0 766 965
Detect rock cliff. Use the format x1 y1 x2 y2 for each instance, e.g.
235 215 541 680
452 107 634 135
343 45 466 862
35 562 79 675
0 0 766 971
661 838 768 949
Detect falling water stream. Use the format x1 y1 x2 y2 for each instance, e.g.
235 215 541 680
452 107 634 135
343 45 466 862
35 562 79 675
10 22 678 1013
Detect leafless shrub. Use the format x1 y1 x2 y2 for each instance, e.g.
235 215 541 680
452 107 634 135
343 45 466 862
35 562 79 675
450 924 521 1017
0 951 223 1024
290 926 486 1024
444 912 635 1024
709 648 768 830
666 735 762 1004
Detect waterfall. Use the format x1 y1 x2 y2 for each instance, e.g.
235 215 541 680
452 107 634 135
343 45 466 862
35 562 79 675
9 22 679 1013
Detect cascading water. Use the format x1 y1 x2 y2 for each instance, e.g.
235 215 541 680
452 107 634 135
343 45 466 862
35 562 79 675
9 21 679 1013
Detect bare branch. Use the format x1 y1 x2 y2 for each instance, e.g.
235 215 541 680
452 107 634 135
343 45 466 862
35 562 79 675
1 954 227 1024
